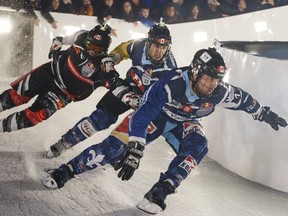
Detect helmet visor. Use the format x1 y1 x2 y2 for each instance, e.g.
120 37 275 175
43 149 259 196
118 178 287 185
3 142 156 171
86 42 105 54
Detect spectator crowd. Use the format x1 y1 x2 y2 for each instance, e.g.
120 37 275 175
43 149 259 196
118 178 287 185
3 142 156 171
1 0 288 29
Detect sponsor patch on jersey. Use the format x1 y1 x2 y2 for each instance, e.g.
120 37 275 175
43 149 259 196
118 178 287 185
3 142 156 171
77 119 97 138
142 69 153 86
81 61 95 77
163 107 188 121
195 102 214 116
182 121 205 137
178 155 197 174
246 99 257 112
181 105 193 113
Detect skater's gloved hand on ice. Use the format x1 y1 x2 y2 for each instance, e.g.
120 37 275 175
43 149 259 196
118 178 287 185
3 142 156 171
253 106 287 131
115 141 145 181
48 36 63 59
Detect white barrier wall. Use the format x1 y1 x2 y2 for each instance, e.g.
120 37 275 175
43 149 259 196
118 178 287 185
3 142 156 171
31 6 287 192
205 47 288 192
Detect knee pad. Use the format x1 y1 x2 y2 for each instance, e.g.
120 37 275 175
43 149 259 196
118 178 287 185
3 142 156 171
31 92 68 118
63 108 118 146
25 92 69 126
89 108 118 130
24 108 47 126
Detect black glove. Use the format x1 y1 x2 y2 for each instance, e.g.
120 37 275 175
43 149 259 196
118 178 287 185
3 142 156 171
109 77 129 92
98 69 120 89
48 36 63 59
253 106 287 131
115 141 145 181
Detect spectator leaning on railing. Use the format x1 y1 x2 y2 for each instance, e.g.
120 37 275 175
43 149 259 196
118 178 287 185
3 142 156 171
1 0 288 28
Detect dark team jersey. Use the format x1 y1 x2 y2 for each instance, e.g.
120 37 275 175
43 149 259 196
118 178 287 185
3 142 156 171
128 67 262 142
52 31 112 101
110 39 177 94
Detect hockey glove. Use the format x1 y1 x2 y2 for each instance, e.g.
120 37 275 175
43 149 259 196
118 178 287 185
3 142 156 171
48 36 63 59
115 141 145 181
98 70 120 89
253 106 287 131
101 56 115 73
121 92 141 109
111 82 141 109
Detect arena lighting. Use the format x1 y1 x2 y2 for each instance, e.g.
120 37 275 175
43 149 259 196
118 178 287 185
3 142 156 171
129 31 146 40
194 31 208 43
254 21 268 32
63 26 81 36
0 17 12 33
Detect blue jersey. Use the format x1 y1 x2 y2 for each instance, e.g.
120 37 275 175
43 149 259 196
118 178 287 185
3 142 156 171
128 67 262 142
110 38 177 94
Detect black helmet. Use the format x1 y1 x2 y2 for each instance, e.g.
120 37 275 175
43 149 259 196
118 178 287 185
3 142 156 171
146 18 172 65
148 19 172 46
191 47 227 80
189 48 227 98
86 23 112 54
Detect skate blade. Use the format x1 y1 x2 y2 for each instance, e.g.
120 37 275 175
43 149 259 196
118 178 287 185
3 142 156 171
136 198 163 215
46 149 55 158
41 176 59 189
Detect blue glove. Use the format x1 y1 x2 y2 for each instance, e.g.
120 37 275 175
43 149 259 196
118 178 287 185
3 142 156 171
115 141 145 181
253 106 287 131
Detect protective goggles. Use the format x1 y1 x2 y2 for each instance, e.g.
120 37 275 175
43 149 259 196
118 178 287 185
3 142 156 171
86 42 105 53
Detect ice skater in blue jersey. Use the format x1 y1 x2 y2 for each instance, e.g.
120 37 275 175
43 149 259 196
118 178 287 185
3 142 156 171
41 48 287 214
46 19 177 158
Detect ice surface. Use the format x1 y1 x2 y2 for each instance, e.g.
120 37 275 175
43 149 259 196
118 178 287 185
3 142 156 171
1 78 288 216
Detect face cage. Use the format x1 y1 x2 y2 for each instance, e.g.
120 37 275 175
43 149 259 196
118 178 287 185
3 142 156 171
146 41 171 65
190 66 222 98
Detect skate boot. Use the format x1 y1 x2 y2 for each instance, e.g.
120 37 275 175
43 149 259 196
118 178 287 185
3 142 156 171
46 137 72 158
41 164 74 189
137 180 175 215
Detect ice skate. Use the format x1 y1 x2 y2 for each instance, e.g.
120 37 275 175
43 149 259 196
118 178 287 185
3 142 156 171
46 138 72 158
137 196 163 215
41 164 74 189
137 180 175 214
